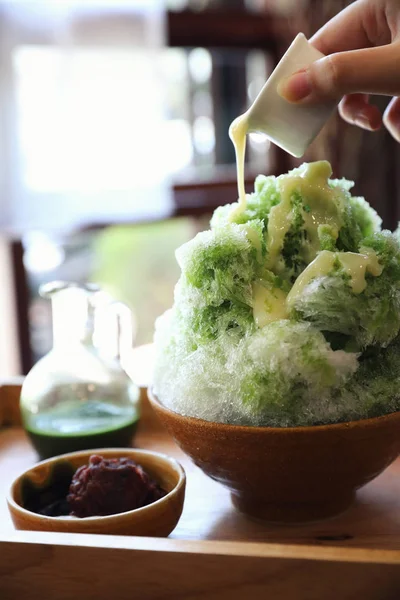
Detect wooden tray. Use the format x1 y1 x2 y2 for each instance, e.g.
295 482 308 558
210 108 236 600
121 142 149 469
2 378 400 599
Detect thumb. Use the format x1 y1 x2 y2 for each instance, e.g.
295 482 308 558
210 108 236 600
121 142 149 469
278 43 400 104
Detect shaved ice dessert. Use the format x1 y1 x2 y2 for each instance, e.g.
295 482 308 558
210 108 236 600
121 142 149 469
153 160 400 427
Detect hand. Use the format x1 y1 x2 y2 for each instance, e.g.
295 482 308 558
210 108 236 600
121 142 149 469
277 0 400 142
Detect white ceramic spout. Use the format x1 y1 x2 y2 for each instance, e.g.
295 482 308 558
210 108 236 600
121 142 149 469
246 33 337 157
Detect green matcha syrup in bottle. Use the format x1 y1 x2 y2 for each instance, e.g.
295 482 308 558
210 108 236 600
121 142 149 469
20 282 140 460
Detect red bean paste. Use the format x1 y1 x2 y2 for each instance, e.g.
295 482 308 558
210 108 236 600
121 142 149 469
67 455 166 517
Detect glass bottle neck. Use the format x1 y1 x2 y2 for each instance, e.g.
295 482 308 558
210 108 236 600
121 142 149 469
51 289 94 348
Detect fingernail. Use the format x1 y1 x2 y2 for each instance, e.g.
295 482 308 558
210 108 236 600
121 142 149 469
277 70 312 102
383 112 400 143
354 114 373 131
389 121 400 143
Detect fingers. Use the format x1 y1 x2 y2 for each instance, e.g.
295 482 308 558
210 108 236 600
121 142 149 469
310 0 377 54
383 97 400 143
278 43 400 104
339 94 382 131
338 94 400 142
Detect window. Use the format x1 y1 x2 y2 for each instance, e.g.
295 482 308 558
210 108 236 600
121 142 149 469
5 0 282 371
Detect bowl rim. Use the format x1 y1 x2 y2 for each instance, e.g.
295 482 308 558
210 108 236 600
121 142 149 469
7 447 186 523
148 388 400 433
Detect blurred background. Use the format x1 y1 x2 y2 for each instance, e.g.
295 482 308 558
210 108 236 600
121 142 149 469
1 0 399 376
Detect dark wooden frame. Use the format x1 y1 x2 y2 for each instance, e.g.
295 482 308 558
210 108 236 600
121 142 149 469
167 9 286 50
10 241 33 375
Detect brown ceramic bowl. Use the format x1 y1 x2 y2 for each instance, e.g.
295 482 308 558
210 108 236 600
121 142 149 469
7 448 186 536
149 391 400 523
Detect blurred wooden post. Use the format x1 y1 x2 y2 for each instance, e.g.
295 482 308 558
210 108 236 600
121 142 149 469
0 238 20 377
0 379 23 426
10 241 32 374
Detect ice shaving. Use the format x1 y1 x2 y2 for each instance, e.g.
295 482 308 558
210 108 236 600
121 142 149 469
153 159 400 427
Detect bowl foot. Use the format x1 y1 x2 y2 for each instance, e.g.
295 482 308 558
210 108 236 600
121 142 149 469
231 491 355 523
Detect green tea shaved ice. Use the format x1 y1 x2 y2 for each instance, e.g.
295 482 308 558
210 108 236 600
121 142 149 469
154 161 400 427
291 232 400 350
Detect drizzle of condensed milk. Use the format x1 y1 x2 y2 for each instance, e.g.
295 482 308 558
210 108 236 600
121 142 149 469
266 161 342 271
252 282 288 327
228 115 383 328
229 113 249 221
286 249 383 309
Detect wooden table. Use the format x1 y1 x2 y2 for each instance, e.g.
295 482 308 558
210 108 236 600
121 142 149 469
1 377 400 599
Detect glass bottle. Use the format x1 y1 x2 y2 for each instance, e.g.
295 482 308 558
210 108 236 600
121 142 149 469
20 282 140 460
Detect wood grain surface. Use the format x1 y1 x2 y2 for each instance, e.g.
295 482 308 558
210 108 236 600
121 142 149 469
2 534 400 600
2 379 400 598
